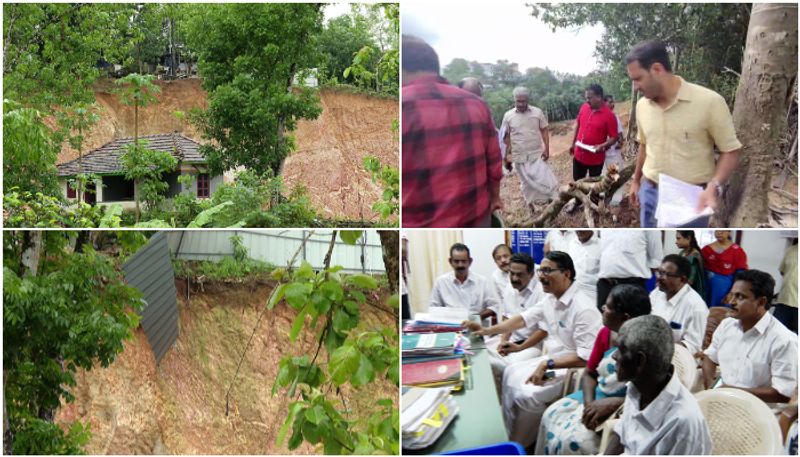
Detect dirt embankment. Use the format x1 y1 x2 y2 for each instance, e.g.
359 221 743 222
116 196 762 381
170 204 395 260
55 280 397 455
57 79 399 222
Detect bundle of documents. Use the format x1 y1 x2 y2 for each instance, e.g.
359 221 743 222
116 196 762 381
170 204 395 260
401 387 460 450
655 173 714 227
575 140 599 153
402 332 458 358
402 357 464 388
402 321 464 333
413 307 469 325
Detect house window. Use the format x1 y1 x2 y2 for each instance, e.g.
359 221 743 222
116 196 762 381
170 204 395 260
197 173 210 198
66 182 77 198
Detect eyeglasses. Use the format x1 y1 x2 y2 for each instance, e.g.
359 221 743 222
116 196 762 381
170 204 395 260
654 269 682 278
536 267 563 276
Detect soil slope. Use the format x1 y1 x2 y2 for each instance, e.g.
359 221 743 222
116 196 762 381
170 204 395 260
56 79 398 222
55 280 397 455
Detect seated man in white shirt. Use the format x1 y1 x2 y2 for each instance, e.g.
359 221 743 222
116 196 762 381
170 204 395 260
605 315 713 455
429 243 500 318
465 252 545 391
491 244 513 302
598 230 662 309
467 251 602 449
650 254 708 355
569 230 601 304
702 269 798 403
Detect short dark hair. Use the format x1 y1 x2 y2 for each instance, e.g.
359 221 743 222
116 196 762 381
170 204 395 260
734 269 776 309
510 252 535 273
625 39 672 72
492 243 512 258
604 95 615 103
662 254 691 280
586 83 604 98
545 251 576 282
608 284 651 318
402 35 439 74
449 242 470 258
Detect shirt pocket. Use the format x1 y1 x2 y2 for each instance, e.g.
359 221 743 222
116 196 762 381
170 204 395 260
740 357 770 388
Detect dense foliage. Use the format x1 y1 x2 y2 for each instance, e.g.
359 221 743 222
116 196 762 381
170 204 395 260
3 231 144 454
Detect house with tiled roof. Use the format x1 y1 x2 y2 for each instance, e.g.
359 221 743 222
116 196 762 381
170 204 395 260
56 133 222 209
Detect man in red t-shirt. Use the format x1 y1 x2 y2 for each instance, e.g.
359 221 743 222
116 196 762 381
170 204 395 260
569 84 620 182
402 35 503 227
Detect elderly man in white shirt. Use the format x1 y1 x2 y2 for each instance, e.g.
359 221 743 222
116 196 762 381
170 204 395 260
490 244 513 301
467 251 601 449
429 243 500 317
650 254 708 355
597 230 662 309
702 269 798 403
606 315 712 455
569 230 601 304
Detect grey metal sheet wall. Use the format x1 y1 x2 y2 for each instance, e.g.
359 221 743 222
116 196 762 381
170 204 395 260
122 232 178 364
167 230 386 274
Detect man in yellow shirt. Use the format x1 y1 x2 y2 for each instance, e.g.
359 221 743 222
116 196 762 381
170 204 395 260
625 40 742 227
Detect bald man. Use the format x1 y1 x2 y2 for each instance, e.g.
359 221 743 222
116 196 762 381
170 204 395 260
458 77 483 97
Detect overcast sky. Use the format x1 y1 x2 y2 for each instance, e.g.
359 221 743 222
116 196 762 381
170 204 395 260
402 2 605 76
323 2 353 22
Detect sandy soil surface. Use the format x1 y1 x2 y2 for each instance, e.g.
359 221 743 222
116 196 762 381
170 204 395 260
55 279 397 455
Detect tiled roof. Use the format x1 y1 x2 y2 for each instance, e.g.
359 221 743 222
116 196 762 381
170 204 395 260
57 133 206 176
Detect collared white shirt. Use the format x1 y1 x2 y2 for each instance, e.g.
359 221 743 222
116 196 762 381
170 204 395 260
520 282 601 360
650 284 709 354
429 270 500 315
704 312 798 398
500 279 545 342
615 372 712 455
599 230 663 279
545 230 577 255
492 268 511 301
568 236 601 301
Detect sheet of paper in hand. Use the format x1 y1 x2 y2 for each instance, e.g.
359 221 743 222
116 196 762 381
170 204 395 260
655 173 714 227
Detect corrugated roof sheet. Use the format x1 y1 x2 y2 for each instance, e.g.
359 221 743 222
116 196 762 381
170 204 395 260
57 133 206 176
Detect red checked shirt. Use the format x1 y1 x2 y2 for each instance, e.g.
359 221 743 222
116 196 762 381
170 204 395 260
574 102 619 166
402 75 503 227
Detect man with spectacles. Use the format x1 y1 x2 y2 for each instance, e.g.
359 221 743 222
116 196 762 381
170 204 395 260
464 251 601 450
649 254 709 355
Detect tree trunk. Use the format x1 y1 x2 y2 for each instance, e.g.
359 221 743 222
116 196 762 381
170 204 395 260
170 17 176 77
721 3 798 226
21 231 42 276
378 230 399 294
4 370 12 455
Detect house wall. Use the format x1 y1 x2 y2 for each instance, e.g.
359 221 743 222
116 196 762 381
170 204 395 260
180 168 222 199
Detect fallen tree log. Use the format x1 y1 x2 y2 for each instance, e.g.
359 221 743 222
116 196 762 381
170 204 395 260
532 163 635 227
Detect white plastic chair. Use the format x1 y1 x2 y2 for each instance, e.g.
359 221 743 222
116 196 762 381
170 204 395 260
694 388 785 455
672 343 699 389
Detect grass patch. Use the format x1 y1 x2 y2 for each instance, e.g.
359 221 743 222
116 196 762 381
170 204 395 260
173 257 274 282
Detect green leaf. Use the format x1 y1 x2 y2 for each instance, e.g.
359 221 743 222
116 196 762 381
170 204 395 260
284 282 310 310
304 405 326 425
343 300 359 315
332 307 357 334
277 401 304 446
290 306 308 342
346 274 377 289
267 283 287 310
310 290 332 315
295 261 315 280
320 280 344 301
329 345 360 386
339 230 363 245
387 359 399 385
352 353 374 387
349 289 366 304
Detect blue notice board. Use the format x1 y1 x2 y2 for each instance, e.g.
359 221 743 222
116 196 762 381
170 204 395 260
510 231 547 265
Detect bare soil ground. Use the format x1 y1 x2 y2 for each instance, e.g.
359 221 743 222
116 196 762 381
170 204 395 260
56 279 397 455
54 79 398 222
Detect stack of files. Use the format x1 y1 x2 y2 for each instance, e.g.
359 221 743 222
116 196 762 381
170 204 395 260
413 307 469 325
402 387 460 450
403 321 464 333
402 357 464 388
402 332 457 358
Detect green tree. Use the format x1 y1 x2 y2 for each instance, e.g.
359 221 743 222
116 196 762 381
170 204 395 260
2 100 61 197
114 73 161 145
181 3 325 176
318 14 376 85
120 144 178 222
442 58 472 85
3 231 144 454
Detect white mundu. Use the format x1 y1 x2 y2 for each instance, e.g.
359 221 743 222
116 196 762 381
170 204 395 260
704 312 798 398
599 230 662 279
487 279 546 390
501 283 601 448
428 270 499 315
650 284 708 355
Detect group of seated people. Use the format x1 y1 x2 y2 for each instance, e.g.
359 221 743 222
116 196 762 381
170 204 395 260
426 240 798 454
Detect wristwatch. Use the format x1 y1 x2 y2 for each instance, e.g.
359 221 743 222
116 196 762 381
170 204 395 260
546 358 556 369
708 179 724 196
